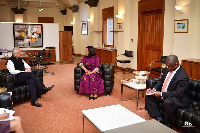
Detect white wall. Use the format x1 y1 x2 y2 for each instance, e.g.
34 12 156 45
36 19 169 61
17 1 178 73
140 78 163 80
0 6 65 31
73 0 118 55
0 7 15 22
0 22 60 61
173 0 200 61
163 0 175 56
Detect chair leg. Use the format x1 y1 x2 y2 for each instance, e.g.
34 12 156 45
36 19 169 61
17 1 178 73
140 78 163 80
43 69 54 76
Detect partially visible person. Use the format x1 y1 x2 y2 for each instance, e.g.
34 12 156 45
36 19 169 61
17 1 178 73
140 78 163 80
6 47 54 107
79 46 104 100
145 55 190 128
0 113 24 133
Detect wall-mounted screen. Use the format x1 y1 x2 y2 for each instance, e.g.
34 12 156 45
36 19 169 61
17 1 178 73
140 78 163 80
13 23 43 48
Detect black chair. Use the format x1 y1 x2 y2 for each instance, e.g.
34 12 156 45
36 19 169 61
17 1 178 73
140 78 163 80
116 50 133 78
74 63 115 96
149 56 167 76
0 68 44 105
40 52 54 75
29 53 40 69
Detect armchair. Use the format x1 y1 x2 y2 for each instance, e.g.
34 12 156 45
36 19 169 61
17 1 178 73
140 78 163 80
149 56 167 77
146 78 200 133
0 68 44 105
116 50 133 78
74 63 115 96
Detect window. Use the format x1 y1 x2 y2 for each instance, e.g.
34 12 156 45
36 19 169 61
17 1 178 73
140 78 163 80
107 17 113 45
102 6 114 47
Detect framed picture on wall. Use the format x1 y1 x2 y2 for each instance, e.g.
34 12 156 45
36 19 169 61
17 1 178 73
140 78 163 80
81 21 88 35
13 23 43 47
174 19 188 33
117 23 124 31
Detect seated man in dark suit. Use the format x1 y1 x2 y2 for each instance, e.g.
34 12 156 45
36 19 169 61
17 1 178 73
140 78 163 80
145 55 190 128
6 47 54 107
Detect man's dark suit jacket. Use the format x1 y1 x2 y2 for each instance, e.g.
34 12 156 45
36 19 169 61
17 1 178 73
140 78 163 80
154 65 190 107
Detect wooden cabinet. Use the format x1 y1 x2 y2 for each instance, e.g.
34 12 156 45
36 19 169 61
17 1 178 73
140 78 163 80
23 49 56 63
45 47 56 62
182 59 200 80
0 60 7 69
59 31 72 61
95 48 117 66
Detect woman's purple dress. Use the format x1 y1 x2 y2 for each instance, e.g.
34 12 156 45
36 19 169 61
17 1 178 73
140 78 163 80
79 55 105 95
0 121 10 133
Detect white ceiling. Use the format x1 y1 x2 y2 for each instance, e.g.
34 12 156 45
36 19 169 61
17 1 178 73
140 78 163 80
0 0 85 9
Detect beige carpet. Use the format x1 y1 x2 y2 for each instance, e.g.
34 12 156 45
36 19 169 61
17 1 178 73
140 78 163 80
13 62 180 133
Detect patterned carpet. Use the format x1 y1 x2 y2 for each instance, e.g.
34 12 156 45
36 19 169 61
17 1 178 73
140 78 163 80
12 57 180 133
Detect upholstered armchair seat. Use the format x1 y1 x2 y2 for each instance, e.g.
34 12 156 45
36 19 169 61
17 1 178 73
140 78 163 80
74 63 115 96
0 68 44 107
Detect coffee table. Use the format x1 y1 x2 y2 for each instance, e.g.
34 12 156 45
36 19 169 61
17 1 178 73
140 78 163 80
104 119 176 133
82 104 145 133
121 79 146 109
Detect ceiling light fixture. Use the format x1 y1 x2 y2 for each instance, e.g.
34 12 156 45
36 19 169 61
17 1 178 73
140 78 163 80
87 19 92 22
39 9 44 11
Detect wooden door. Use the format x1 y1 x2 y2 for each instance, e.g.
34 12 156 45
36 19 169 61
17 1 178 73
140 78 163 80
138 0 165 71
59 31 72 61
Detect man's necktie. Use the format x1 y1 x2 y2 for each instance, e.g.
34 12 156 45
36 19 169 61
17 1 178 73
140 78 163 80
162 72 173 92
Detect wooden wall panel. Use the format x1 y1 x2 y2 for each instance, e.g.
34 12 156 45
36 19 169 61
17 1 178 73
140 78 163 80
38 17 54 23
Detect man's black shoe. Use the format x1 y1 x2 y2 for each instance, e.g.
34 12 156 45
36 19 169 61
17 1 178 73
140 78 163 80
31 100 42 107
156 116 164 124
165 123 172 129
43 85 54 94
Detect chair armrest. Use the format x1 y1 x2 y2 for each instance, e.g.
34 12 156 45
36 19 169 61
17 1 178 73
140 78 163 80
0 71 15 92
149 61 162 70
32 68 43 83
103 63 115 94
146 78 160 89
74 66 83 92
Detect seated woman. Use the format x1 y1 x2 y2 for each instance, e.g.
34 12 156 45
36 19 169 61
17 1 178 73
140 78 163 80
0 113 24 133
79 46 104 100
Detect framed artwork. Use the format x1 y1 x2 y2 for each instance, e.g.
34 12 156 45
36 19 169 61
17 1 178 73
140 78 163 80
117 23 124 31
174 19 188 33
13 23 43 47
81 21 88 35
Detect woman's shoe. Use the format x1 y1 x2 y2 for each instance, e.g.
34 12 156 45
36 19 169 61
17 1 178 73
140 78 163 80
93 96 98 100
89 96 93 100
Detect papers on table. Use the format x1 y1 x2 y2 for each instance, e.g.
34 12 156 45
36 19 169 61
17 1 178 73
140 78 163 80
0 108 15 121
146 91 156 95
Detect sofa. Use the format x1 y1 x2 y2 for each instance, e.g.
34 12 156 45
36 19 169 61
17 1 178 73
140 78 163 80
146 78 200 133
74 63 115 96
0 68 44 108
